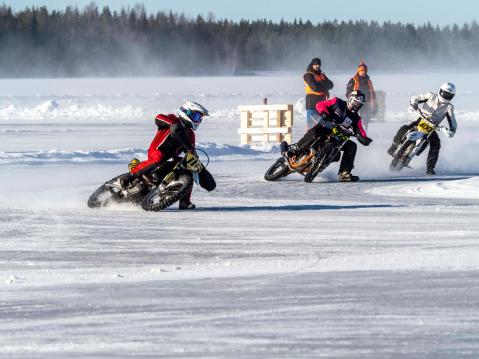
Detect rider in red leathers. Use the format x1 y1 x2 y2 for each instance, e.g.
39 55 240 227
121 101 215 209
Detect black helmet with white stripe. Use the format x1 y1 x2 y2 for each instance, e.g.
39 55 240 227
347 90 366 113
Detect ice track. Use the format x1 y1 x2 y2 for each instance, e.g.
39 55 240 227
1 75 479 358
1 161 479 358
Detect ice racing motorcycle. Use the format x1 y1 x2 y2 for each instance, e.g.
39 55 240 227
87 152 205 211
390 109 447 171
264 126 358 183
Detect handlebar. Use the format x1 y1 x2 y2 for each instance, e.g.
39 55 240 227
407 105 432 120
416 108 432 120
335 125 356 137
195 148 210 167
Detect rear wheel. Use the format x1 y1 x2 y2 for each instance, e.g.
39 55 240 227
141 172 193 211
264 157 290 181
87 175 124 208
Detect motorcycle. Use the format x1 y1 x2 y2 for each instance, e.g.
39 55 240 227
87 152 205 211
264 125 359 183
390 109 446 171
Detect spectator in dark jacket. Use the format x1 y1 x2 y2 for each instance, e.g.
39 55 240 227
346 60 377 130
303 58 334 130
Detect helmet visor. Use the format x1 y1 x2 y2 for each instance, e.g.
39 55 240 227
348 97 364 112
439 89 454 101
190 111 203 124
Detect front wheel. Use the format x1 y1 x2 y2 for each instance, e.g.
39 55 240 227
264 157 290 181
304 144 334 183
141 172 193 211
390 140 415 171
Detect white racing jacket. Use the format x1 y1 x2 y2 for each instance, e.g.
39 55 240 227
410 92 457 133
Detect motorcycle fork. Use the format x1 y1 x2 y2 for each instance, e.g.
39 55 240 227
162 170 176 185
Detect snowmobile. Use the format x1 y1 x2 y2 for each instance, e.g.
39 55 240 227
264 125 359 183
390 109 445 171
87 152 205 211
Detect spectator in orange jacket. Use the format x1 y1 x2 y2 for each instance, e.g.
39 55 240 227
304 58 334 130
346 61 377 130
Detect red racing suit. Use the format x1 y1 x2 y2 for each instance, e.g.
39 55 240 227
132 113 195 175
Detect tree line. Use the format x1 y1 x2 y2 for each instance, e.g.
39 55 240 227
0 3 478 77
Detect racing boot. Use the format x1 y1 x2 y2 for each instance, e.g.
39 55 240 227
119 173 136 189
128 158 141 172
118 158 141 188
426 167 436 175
280 141 289 155
280 141 302 160
179 198 196 210
339 170 360 182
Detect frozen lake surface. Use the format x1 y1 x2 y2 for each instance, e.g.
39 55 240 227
1 75 479 358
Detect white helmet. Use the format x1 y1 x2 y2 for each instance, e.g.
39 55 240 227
438 82 456 103
177 101 209 130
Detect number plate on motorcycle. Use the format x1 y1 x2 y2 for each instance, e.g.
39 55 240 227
417 119 435 134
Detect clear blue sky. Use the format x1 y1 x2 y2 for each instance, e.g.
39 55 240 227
9 0 479 26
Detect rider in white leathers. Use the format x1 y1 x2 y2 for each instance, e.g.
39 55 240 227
387 82 457 175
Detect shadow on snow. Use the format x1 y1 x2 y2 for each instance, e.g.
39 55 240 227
359 175 473 184
194 204 399 212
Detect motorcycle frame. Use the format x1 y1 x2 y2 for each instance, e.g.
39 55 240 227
287 129 353 175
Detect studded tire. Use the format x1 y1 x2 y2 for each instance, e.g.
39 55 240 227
264 157 290 181
141 172 193 211
87 175 124 208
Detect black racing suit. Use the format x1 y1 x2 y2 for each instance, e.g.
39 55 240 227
296 97 371 174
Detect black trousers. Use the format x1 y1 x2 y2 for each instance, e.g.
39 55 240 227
182 167 215 202
392 120 441 169
297 126 357 173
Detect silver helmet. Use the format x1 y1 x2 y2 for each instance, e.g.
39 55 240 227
438 82 456 103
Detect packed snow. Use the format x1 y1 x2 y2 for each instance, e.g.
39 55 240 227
1 74 479 358
370 176 479 199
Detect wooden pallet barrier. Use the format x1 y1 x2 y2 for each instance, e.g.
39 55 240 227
238 104 293 145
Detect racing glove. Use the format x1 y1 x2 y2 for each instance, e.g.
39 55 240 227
441 127 455 138
185 152 204 172
357 134 373 146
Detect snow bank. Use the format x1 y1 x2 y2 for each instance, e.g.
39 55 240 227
385 110 479 123
1 128 73 133
369 176 479 199
0 143 279 165
0 100 145 121
1 96 478 124
0 148 147 165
